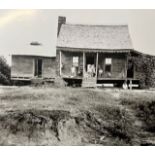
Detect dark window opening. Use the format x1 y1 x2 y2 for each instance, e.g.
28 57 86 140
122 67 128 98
105 65 111 72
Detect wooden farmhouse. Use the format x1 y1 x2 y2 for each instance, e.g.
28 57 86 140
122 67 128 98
11 54 56 84
56 16 145 88
10 16 155 88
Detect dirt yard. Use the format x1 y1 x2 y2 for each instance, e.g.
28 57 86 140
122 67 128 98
0 86 155 145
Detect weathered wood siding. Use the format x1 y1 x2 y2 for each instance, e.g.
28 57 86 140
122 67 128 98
56 50 128 79
11 55 56 78
42 57 56 78
98 53 127 79
56 50 60 76
11 55 34 78
60 51 83 76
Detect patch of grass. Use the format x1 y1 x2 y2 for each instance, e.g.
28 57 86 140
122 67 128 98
120 91 155 133
133 101 155 132
94 104 135 144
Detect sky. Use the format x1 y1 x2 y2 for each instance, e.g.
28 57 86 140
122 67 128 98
0 9 155 64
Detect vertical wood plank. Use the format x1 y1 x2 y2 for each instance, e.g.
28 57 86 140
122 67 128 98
59 50 62 76
33 58 35 77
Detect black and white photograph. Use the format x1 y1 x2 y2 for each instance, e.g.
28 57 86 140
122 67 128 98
1 8 155 147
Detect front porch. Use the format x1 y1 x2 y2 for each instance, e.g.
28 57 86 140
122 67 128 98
59 50 139 88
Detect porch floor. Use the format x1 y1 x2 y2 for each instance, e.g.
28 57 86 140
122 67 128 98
62 76 139 88
62 76 138 81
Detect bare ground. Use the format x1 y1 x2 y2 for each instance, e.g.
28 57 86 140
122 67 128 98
0 86 155 145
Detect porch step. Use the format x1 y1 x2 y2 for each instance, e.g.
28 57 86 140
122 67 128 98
82 77 97 88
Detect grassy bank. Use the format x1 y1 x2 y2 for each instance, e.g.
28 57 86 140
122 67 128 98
0 86 155 145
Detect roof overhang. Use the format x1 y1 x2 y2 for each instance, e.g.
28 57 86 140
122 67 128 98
57 46 132 53
12 54 56 59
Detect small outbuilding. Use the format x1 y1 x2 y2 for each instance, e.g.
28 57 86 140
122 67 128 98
11 54 56 84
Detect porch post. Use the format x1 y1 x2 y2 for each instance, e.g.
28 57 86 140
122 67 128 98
96 52 99 78
59 50 62 76
125 53 128 79
83 52 85 77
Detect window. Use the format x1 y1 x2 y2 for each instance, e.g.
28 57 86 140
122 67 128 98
105 58 112 72
105 58 112 65
73 56 79 67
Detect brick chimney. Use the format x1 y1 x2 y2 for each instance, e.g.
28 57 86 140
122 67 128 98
57 16 66 36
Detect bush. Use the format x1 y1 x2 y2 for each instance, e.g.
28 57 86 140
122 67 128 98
54 76 67 87
133 101 155 132
120 93 155 133
133 55 155 88
94 105 135 144
0 56 10 85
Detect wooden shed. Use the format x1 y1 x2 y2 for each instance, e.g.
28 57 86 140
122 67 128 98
56 16 142 88
11 54 56 83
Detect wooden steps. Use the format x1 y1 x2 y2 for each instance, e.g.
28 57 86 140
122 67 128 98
82 77 97 88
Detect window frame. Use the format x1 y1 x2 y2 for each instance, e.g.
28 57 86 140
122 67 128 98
73 56 79 67
105 58 112 73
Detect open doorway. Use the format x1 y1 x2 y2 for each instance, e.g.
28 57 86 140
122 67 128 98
85 53 96 77
34 59 42 77
86 54 95 66
127 59 134 78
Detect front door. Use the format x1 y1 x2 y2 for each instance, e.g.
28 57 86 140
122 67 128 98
34 59 42 77
85 53 96 77
127 59 134 78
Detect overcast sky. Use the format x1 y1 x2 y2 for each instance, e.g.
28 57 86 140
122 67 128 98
0 9 155 64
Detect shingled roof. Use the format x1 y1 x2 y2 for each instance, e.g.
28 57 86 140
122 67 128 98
57 24 133 51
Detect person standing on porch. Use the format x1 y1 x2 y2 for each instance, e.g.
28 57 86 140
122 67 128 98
91 64 96 77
